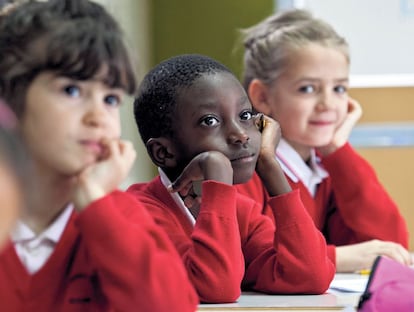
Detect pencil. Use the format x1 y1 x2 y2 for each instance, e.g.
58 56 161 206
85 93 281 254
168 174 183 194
356 269 371 275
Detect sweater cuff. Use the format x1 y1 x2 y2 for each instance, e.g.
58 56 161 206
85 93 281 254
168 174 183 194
321 142 354 167
268 189 305 227
200 180 237 218
327 245 336 266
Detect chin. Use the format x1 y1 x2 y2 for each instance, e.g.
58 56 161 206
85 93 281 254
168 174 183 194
233 169 255 185
68 159 96 176
308 135 334 147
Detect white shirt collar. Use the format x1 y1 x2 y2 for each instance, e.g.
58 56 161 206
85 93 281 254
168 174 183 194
276 139 328 196
159 168 196 226
11 203 74 245
10 204 74 274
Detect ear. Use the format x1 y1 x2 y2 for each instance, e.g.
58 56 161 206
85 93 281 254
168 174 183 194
248 78 272 116
146 138 177 168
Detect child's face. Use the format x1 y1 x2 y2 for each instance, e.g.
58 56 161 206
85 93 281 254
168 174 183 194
172 71 261 184
0 161 21 250
20 70 124 176
264 43 349 152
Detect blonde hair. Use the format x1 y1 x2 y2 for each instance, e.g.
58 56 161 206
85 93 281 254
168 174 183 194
240 9 349 89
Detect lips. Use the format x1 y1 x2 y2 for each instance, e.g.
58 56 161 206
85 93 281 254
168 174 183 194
230 153 256 163
309 120 335 126
80 140 104 155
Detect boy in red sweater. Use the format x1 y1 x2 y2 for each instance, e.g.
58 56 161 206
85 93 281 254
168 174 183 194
0 1 198 311
127 54 335 303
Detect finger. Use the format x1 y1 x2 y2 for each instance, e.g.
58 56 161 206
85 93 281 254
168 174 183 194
119 140 136 165
178 184 193 197
168 177 193 194
100 138 118 160
183 194 197 209
169 161 203 193
379 242 409 265
348 97 361 110
347 98 362 120
396 245 413 266
254 113 265 131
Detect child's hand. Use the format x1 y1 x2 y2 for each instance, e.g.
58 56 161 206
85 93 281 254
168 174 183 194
72 138 136 210
254 114 292 196
255 113 282 161
336 239 412 272
317 97 362 156
168 151 233 210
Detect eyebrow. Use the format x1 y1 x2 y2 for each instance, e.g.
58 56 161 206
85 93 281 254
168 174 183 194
334 78 349 84
189 94 251 119
296 77 349 84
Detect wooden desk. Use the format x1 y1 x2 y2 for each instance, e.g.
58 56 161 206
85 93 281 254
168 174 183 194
198 274 367 311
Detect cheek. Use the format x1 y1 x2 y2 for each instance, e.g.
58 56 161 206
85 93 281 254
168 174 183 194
275 105 304 128
108 115 122 138
337 103 349 125
271 97 302 121
248 128 262 149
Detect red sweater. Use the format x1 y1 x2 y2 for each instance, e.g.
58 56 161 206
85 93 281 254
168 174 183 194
127 178 334 303
0 191 198 312
236 143 409 263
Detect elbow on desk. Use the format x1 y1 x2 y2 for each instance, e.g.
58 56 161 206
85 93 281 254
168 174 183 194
297 280 331 295
198 286 241 304
294 267 334 295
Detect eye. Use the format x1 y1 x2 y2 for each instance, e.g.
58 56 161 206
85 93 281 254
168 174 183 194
63 85 80 97
200 115 219 127
334 85 347 94
104 94 121 107
240 110 253 121
298 85 315 94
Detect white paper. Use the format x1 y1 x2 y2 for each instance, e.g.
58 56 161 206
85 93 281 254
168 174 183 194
329 278 369 293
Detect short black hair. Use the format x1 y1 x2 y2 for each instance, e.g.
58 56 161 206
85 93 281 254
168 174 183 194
0 0 136 117
134 54 232 144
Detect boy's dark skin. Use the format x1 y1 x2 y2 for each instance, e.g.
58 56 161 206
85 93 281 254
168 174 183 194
131 55 335 298
146 71 291 215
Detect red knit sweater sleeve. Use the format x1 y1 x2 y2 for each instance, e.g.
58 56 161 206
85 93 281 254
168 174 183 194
237 173 338 276
128 179 244 304
239 190 334 294
321 143 409 248
75 190 198 312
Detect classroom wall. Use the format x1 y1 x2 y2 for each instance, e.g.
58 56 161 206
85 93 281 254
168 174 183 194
151 0 274 78
349 87 414 250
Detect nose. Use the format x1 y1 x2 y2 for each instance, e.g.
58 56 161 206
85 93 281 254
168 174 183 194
83 98 107 128
316 89 334 110
227 121 250 145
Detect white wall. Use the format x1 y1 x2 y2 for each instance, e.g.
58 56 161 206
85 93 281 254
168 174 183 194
277 0 414 87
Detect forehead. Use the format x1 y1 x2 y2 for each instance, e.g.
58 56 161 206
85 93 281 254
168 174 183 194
283 43 349 79
177 71 249 112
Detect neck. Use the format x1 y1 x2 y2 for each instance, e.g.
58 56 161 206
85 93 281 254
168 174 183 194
21 163 75 235
284 139 312 163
